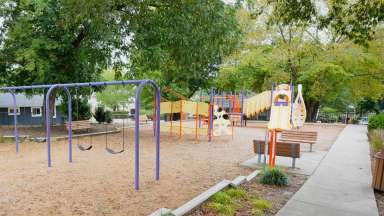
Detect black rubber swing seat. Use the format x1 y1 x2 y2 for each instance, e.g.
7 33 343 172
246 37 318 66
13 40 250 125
105 147 124 154
77 144 93 151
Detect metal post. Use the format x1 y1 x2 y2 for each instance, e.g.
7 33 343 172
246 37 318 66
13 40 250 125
134 80 161 190
240 91 244 127
9 90 19 153
45 85 72 167
209 88 214 142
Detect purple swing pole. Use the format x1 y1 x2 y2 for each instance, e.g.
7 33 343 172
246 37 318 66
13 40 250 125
209 88 214 142
9 90 19 153
134 80 161 191
45 85 72 167
240 91 244 127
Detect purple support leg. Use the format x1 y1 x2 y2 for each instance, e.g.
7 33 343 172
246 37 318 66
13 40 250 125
240 92 244 127
45 85 72 167
209 88 214 142
9 90 19 153
134 80 161 190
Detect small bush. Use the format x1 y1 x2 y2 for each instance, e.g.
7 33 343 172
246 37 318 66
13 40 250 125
105 110 113 123
368 129 384 152
94 106 106 123
252 199 272 211
93 106 113 124
369 113 384 130
260 167 288 186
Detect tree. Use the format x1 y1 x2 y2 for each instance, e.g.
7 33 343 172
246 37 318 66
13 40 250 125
127 1 241 99
216 1 384 121
95 70 134 112
1 0 241 119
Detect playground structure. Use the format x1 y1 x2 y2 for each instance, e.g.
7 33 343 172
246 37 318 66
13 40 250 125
160 100 211 141
160 88 236 142
202 90 245 127
243 90 272 118
0 80 160 191
267 83 294 167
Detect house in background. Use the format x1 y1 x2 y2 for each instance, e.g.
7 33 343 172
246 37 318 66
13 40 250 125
0 93 64 125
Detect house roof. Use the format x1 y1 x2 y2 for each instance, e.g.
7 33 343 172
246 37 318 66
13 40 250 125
0 93 62 107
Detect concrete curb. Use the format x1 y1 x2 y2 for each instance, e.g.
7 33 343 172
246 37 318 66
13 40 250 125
246 170 260 182
149 208 172 216
230 176 247 187
149 169 261 216
171 179 232 216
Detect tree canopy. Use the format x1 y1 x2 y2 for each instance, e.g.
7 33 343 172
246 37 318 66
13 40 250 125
0 0 240 100
217 0 384 120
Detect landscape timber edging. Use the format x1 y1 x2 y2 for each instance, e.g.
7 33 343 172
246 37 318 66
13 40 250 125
149 170 261 216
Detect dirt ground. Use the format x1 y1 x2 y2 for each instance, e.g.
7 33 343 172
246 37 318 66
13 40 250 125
190 172 308 216
0 124 344 216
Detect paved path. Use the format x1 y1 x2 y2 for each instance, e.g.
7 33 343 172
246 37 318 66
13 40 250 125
277 125 378 216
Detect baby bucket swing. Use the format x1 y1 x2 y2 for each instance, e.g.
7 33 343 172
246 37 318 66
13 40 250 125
75 87 93 151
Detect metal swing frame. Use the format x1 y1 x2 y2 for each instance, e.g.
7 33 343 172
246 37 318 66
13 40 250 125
0 80 161 191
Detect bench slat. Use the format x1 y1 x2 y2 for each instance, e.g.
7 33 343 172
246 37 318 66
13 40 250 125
253 140 300 158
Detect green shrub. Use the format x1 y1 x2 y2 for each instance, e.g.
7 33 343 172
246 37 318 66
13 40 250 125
260 167 288 186
105 110 113 123
368 129 384 152
93 106 113 124
369 113 384 130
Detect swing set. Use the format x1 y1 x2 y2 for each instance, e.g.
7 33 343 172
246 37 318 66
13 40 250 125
72 87 126 154
0 80 160 191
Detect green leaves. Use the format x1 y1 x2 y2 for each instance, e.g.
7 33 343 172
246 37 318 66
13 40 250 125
129 1 241 98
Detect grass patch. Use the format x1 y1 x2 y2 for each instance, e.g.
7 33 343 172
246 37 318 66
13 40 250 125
204 187 273 216
225 187 246 199
204 187 246 216
251 199 272 211
206 202 236 215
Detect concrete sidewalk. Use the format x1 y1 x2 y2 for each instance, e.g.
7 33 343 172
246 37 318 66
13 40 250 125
277 125 378 216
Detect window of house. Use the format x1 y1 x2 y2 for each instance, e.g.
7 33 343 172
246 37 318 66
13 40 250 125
31 107 42 117
8 107 20 115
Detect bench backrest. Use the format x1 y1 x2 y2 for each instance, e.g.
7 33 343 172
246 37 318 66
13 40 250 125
281 130 317 144
253 140 300 158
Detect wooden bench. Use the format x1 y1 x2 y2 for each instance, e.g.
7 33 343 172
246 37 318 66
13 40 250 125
280 130 318 152
65 120 92 132
253 140 300 168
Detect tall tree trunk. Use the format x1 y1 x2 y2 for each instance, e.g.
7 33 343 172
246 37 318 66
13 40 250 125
306 100 320 122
